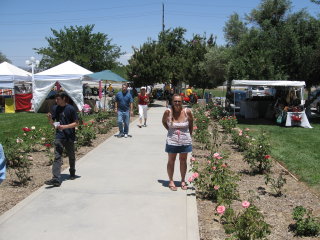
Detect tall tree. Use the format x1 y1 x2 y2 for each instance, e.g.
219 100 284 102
224 13 248 46
0 52 11 63
184 34 215 96
158 27 188 87
34 25 122 71
311 0 320 4
127 39 165 86
247 0 292 29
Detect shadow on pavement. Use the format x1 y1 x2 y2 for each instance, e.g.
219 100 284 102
158 179 180 188
44 174 81 189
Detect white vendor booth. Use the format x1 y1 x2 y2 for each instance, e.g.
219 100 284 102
231 80 311 128
34 61 92 113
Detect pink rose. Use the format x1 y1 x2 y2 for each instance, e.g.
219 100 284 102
212 166 216 170
192 172 199 179
193 126 198 130
216 205 226 214
213 153 220 158
207 161 211 164
214 185 219 190
217 156 223 160
28 156 33 160
188 176 194 182
242 201 250 208
245 128 250 131
221 164 227 168
190 157 196 162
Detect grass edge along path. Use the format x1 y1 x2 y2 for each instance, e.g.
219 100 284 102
238 122 320 192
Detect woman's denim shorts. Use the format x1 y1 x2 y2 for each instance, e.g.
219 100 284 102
165 144 192 153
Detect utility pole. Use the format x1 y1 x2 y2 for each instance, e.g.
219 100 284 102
162 3 165 32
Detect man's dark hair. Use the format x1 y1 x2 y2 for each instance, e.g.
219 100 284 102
55 91 69 99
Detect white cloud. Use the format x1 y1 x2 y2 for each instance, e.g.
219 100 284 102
119 53 133 65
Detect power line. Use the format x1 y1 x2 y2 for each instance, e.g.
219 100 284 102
0 2 160 16
0 11 159 26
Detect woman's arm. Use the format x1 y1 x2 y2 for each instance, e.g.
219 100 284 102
162 110 170 130
187 109 194 135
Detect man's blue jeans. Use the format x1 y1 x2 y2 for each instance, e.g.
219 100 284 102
117 110 130 134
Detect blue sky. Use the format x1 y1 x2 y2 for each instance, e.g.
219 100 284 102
0 0 318 68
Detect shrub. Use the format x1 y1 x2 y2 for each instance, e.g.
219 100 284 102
206 102 225 119
221 202 271 240
231 128 251 152
292 206 320 236
243 131 272 174
189 153 239 205
264 171 287 197
94 111 113 123
76 122 96 147
219 116 237 133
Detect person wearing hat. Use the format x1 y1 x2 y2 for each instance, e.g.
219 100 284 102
138 87 149 128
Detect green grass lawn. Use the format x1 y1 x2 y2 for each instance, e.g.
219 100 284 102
238 118 320 190
0 112 48 141
0 112 95 142
194 88 227 98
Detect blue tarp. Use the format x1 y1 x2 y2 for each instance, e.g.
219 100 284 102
84 70 127 82
0 144 6 184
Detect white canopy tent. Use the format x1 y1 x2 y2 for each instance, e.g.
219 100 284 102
231 80 305 87
0 62 31 89
231 80 306 101
229 80 307 118
34 60 92 112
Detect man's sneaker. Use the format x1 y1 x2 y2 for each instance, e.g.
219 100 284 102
124 134 128 138
143 124 147 127
69 174 76 180
44 179 61 187
117 133 124 138
69 169 76 180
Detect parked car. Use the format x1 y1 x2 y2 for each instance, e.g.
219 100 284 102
225 90 247 112
308 88 320 113
247 86 267 97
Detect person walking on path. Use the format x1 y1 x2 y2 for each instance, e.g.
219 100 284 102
138 87 149 128
115 83 134 138
45 92 79 187
162 94 194 191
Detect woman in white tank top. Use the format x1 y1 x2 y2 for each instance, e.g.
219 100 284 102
162 94 194 191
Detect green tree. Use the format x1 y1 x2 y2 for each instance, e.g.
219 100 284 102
247 0 291 29
127 39 165 86
311 0 320 4
226 0 320 88
158 27 188 87
34 24 122 72
185 34 217 97
224 13 248 46
202 46 231 87
0 51 11 63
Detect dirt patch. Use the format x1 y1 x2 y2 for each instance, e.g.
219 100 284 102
193 130 320 240
0 116 138 216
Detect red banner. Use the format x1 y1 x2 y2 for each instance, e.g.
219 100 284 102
15 93 32 111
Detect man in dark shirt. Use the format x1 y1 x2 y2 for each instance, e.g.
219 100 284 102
115 83 133 138
45 92 79 187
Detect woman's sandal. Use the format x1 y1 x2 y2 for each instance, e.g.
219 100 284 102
181 182 188 190
168 185 177 191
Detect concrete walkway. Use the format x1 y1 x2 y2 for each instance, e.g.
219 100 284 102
0 101 199 240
